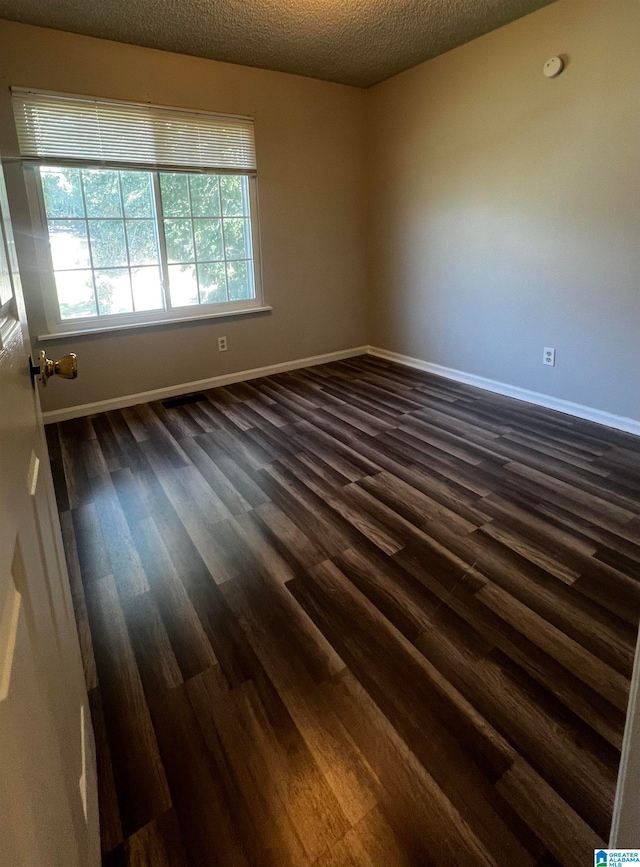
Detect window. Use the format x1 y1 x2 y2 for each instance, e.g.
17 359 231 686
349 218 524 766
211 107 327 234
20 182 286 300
12 89 265 336
0 212 16 347
0 171 19 348
39 166 256 322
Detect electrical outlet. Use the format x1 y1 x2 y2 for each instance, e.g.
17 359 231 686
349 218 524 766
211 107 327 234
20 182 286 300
543 347 556 366
218 336 228 352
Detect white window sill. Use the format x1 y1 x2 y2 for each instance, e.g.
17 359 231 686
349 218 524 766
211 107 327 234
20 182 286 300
38 305 273 341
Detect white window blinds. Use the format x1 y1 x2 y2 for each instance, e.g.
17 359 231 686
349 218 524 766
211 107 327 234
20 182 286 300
11 89 257 174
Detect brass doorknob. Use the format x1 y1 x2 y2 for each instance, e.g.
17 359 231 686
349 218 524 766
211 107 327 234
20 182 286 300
29 350 78 386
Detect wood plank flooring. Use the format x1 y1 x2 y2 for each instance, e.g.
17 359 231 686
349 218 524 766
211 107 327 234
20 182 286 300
47 354 640 866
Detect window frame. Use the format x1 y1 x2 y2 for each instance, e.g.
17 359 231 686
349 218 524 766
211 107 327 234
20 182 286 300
25 163 266 339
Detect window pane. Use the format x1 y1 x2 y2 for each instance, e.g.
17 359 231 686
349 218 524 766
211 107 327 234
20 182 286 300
194 219 224 262
82 170 122 218
164 219 194 263
55 270 97 319
121 171 153 218
226 260 254 301
95 268 133 315
131 266 164 312
220 175 245 216
126 220 159 265
48 220 90 269
88 219 128 267
223 218 251 260
189 175 221 217
160 173 190 217
168 264 198 307
198 262 227 304
0 235 13 306
41 168 84 218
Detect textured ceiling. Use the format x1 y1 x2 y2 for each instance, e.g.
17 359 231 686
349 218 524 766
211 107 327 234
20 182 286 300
0 0 556 87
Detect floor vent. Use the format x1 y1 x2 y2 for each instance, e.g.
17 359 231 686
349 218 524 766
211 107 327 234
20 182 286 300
161 393 207 409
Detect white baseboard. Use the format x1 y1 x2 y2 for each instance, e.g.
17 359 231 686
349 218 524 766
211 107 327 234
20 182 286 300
368 346 640 436
42 342 640 436
42 346 369 423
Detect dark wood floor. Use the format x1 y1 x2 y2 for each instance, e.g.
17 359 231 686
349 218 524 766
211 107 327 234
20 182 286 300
47 354 640 867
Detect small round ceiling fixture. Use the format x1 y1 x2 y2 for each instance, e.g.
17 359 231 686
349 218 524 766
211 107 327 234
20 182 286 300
543 56 565 78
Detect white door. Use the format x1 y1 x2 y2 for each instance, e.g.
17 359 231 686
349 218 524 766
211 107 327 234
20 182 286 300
0 161 99 866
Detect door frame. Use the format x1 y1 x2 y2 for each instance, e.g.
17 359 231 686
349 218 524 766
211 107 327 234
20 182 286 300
610 630 640 846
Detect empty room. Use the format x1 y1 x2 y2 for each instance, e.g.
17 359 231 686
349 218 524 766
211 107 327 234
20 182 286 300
0 0 639 864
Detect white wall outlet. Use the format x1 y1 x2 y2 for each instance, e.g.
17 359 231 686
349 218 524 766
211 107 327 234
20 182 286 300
218 336 228 352
543 347 556 366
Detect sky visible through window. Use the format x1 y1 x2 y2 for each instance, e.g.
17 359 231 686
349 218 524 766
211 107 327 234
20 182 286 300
41 167 255 320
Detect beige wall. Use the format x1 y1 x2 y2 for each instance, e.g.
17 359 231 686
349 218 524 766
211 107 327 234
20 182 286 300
0 20 368 412
367 0 640 421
